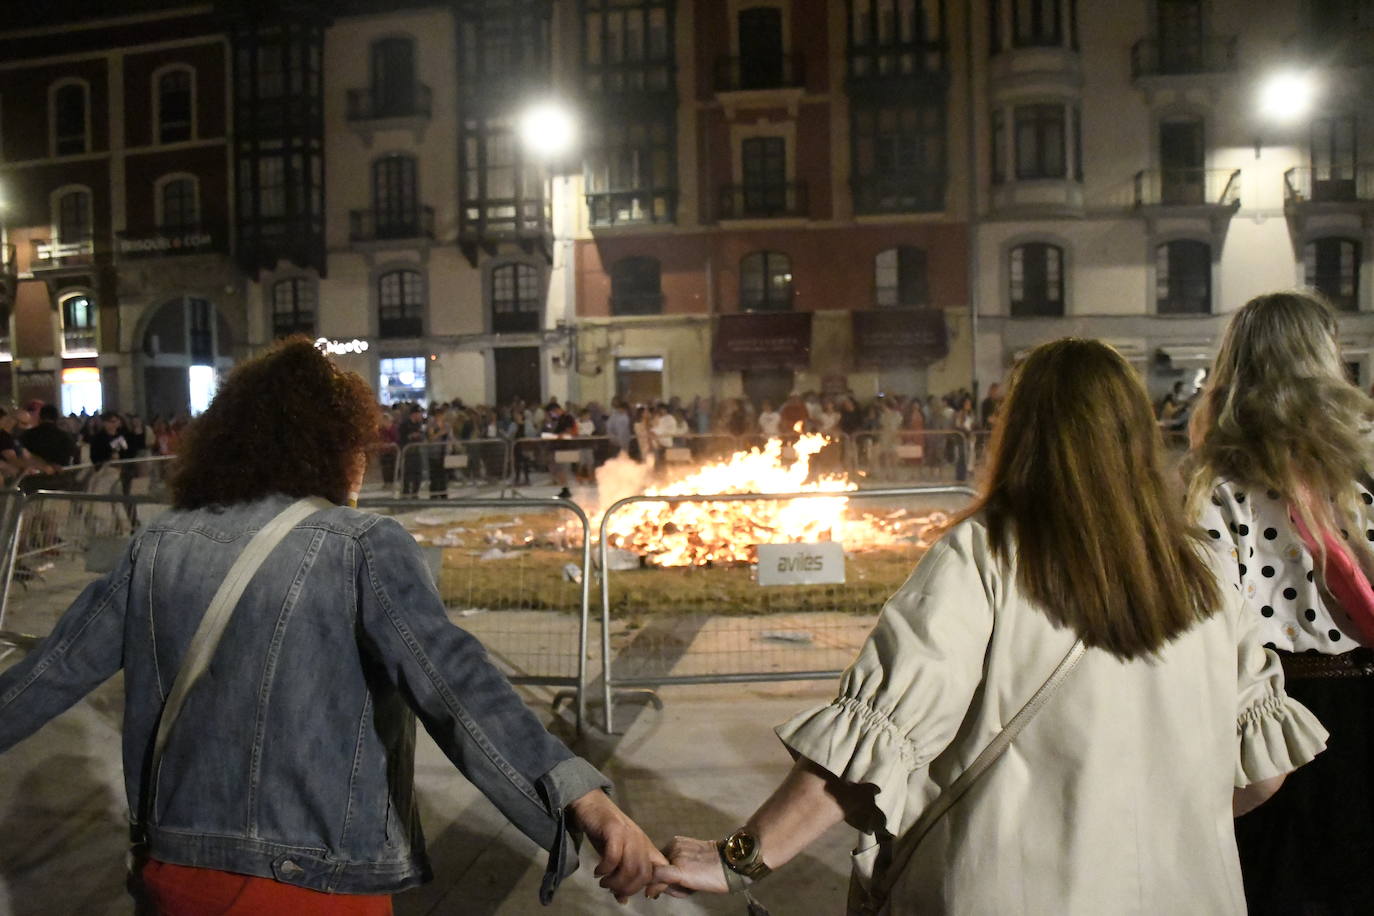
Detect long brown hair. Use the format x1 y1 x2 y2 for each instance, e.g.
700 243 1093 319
169 337 378 509
1186 291 1374 560
971 338 1221 658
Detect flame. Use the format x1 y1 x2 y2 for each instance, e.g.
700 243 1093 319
601 433 937 567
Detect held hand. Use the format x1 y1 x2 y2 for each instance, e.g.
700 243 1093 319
653 836 731 897
568 789 669 903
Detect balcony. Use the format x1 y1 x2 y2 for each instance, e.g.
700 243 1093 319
714 54 806 93
718 182 809 221
852 177 946 215
30 237 96 273
458 198 552 265
349 207 436 245
1285 166 1374 206
1131 36 1237 80
116 226 224 260
586 189 678 227
345 84 432 145
1135 169 1240 207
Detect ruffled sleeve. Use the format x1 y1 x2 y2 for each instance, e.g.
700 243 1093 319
1232 585 1328 786
775 521 996 834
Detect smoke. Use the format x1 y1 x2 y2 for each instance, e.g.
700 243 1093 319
578 453 655 519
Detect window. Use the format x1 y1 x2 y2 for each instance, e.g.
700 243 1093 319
852 102 946 213
189 297 214 363
1306 237 1362 312
61 295 98 355
158 69 193 144
1312 115 1358 199
1156 240 1212 314
272 278 317 338
459 0 550 86
740 251 793 311
491 263 542 333
56 189 93 242
850 0 945 77
991 109 1006 184
582 0 674 95
379 355 427 406
875 247 929 308
379 269 425 337
1157 0 1204 71
737 7 786 89
610 257 663 315
370 37 417 117
741 137 788 214
1009 243 1064 316
1014 0 1064 47
1015 104 1066 179
372 155 419 238
1072 105 1083 181
461 118 546 239
53 82 88 156
584 114 677 224
160 177 198 230
61 366 103 415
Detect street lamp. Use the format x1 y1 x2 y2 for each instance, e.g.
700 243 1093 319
1258 70 1319 125
517 100 578 161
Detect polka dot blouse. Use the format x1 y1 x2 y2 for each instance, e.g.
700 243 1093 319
1199 480 1374 653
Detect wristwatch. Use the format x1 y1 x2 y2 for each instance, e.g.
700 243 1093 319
718 827 772 891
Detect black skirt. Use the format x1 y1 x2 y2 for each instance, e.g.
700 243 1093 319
1235 650 1374 915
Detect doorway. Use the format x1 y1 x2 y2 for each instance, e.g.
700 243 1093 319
742 367 794 411
495 346 542 407
1159 119 1205 204
615 356 664 406
738 7 784 89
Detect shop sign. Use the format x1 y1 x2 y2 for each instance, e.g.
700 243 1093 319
852 309 949 367
757 543 846 586
117 230 218 258
712 312 813 371
316 337 370 356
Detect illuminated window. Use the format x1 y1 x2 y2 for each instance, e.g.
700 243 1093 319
740 251 793 311
61 366 103 416
379 355 427 406
875 247 929 308
61 294 99 355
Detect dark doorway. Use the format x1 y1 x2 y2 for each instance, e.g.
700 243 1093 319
495 347 542 407
1157 0 1203 73
1159 119 1204 204
371 38 416 117
742 367 794 411
145 366 190 419
738 7 784 89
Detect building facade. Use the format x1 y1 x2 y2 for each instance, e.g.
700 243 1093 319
0 0 1370 416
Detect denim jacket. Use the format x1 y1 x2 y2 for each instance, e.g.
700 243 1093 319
0 495 608 900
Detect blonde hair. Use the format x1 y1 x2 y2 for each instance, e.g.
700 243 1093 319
1185 291 1374 555
969 338 1221 658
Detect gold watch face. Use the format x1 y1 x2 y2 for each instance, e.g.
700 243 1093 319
725 831 757 864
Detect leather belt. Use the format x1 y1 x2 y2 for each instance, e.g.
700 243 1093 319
1278 648 1374 680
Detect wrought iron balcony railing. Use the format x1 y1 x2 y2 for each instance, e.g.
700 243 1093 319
1133 168 1241 208
31 237 96 270
585 189 678 226
346 84 433 121
349 207 436 242
714 54 806 92
718 182 809 220
1131 36 1237 79
1284 166 1374 205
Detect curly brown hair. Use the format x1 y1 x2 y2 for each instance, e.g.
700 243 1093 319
169 337 378 509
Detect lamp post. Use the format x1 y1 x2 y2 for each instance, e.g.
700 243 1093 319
1254 69 1319 156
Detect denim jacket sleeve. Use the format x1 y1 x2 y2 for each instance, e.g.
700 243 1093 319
0 537 135 753
356 517 608 904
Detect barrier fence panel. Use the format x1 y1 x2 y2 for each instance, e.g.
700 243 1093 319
394 439 512 497
513 437 613 488
597 484 979 732
0 491 592 733
661 434 746 467
366 442 400 494
850 430 973 484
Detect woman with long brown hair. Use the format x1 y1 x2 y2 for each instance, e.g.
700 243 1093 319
654 338 1325 913
1187 291 1374 914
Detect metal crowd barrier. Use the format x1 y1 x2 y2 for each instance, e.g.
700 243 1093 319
849 430 974 483
0 489 594 734
513 436 614 487
596 484 980 732
395 439 512 497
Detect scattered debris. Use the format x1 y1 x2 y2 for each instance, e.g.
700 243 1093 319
759 630 814 644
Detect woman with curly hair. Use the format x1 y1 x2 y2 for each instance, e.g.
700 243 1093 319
0 337 663 913
1188 291 1374 914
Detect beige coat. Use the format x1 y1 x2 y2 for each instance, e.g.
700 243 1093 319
777 518 1327 915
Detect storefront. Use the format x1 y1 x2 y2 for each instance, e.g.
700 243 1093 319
713 312 813 407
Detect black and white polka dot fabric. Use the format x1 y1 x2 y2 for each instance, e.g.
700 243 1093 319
1199 480 1374 653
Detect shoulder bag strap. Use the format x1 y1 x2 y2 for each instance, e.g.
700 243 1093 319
866 638 1087 913
148 497 332 789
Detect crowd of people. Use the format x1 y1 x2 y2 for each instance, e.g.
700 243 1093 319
0 403 192 490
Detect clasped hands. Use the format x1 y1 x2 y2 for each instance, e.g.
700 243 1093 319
569 791 734 903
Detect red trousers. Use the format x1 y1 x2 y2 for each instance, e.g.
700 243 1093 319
141 859 393 915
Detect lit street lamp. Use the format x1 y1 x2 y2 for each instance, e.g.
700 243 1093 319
1257 70 1318 125
517 100 578 162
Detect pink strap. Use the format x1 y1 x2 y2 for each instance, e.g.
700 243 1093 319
1289 503 1374 644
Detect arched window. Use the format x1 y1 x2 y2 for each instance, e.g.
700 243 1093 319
1306 237 1361 312
52 81 88 156
378 269 424 338
55 188 93 242
740 251 793 311
370 37 417 117
875 246 929 307
1156 239 1211 314
372 154 419 238
610 257 663 315
272 278 317 338
60 293 98 356
157 67 194 144
159 176 199 230
491 263 542 333
1008 242 1063 316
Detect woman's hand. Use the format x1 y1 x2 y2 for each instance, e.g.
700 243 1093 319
568 789 669 903
653 836 730 896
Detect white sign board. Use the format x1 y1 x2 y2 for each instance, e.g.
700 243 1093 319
896 443 924 459
554 449 582 464
443 454 469 469
664 447 692 464
756 543 846 587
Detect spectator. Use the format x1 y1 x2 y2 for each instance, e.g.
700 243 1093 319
607 399 633 457
397 405 426 497
89 412 131 467
980 382 1003 430
779 394 809 437
758 400 782 439
21 404 78 470
633 406 654 466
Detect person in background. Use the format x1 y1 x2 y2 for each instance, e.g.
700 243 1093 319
654 338 1325 914
632 406 654 467
377 409 399 488
397 405 426 498
650 405 677 470
575 408 597 484
779 394 809 438
0 409 46 482
1188 291 1374 914
89 412 131 468
607 399 633 459
21 404 79 489
757 400 782 440
425 405 452 499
